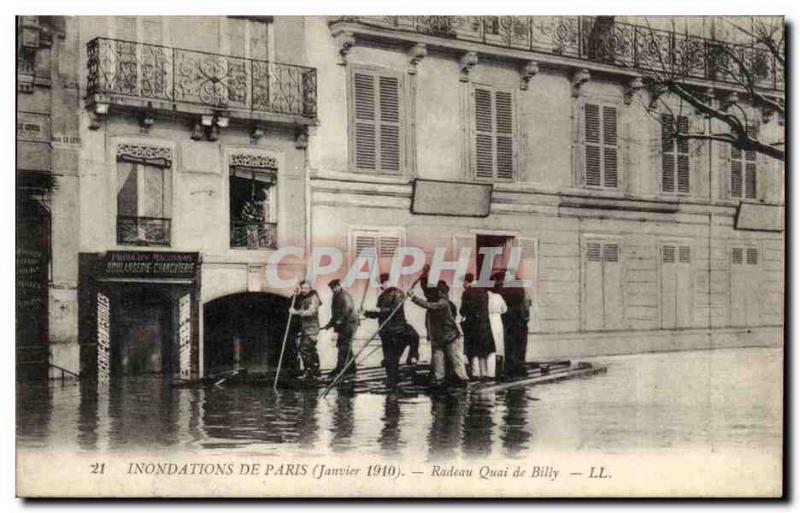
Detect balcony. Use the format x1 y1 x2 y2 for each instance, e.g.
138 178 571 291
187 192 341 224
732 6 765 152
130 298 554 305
117 216 171 246
332 16 782 91
86 38 318 125
230 221 277 250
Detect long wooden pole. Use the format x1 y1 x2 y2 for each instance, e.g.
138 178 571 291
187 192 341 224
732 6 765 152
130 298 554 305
322 274 424 398
273 293 297 392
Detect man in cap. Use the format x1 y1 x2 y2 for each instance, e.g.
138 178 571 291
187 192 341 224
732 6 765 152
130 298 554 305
322 279 359 377
410 279 469 386
363 273 420 388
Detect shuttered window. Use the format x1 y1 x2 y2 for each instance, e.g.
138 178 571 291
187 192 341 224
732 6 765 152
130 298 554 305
661 244 692 328
584 103 618 189
352 70 403 174
661 114 690 194
730 125 758 199
350 229 403 261
730 246 761 326
584 240 622 330
473 85 514 181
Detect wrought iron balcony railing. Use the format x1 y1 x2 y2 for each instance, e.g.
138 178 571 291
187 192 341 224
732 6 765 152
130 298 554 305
117 216 171 246
87 37 318 119
230 221 277 250
337 16 783 91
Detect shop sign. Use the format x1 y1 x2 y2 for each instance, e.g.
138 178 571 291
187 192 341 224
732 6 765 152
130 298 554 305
102 251 199 279
97 292 111 382
411 179 492 217
178 293 191 379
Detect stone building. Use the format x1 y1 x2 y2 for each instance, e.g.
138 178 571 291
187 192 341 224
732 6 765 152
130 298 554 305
16 16 785 380
304 16 784 359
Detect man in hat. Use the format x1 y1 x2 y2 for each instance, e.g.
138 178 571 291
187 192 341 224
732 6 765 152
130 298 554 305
411 280 469 386
322 279 359 377
288 280 321 380
363 273 420 388
497 276 531 378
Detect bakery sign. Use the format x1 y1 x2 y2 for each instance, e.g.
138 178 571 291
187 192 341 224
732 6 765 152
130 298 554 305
102 251 199 279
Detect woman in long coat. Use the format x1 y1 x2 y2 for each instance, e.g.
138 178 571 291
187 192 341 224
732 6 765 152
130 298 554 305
486 274 508 378
459 273 495 380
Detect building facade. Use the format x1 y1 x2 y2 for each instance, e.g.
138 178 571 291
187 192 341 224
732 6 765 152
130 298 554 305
305 16 784 360
16 16 785 380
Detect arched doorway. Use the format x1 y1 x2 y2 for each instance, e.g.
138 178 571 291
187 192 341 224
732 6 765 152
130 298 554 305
203 293 291 375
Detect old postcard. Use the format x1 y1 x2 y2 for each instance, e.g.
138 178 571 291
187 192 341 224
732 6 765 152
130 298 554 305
15 14 785 498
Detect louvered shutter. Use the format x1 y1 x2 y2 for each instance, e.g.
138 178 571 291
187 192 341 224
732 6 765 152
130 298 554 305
585 104 602 186
661 114 676 193
678 245 691 263
731 247 743 265
354 73 377 171
354 233 378 259
495 91 514 180
474 87 494 179
602 106 618 188
585 104 618 188
379 76 400 173
353 71 402 173
378 235 400 258
662 244 676 263
474 86 514 181
746 247 758 265
744 125 758 199
676 116 690 194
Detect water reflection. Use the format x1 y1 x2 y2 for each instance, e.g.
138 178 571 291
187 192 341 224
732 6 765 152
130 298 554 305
15 348 784 459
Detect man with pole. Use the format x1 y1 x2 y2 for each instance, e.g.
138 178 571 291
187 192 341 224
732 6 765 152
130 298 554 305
362 273 420 389
289 280 322 382
322 279 359 379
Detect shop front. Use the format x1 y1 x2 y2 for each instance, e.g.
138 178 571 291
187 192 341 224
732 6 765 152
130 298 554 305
79 251 200 381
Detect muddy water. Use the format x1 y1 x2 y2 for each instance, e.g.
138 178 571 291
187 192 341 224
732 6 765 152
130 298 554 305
17 347 782 459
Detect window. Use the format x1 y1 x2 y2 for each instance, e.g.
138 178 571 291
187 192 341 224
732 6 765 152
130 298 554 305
583 240 623 330
730 125 758 199
583 103 618 189
351 69 403 174
229 156 277 249
472 85 514 181
349 228 404 280
116 145 172 246
730 245 761 326
661 114 690 194
660 244 692 328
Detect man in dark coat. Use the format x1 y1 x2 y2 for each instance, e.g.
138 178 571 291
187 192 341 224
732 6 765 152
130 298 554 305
322 279 359 377
499 279 531 377
363 273 420 388
289 280 321 379
459 273 494 380
411 280 469 386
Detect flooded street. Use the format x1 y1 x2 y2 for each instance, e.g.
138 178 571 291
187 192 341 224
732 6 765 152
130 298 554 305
17 347 782 459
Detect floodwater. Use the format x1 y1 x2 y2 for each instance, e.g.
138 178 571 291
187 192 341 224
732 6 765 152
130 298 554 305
17 347 782 459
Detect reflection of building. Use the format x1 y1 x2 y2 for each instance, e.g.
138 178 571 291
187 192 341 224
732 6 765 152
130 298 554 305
306 16 784 359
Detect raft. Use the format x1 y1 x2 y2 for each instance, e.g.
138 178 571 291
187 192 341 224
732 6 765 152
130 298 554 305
173 359 608 396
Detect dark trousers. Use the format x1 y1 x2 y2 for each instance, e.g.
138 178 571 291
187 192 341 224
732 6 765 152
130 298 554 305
334 329 356 375
381 334 402 387
504 319 528 375
298 333 320 375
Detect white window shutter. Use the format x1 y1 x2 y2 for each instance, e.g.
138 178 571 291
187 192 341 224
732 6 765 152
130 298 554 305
677 116 690 194
495 91 514 180
378 76 401 173
474 87 495 179
354 73 377 171
584 103 602 187
602 106 618 188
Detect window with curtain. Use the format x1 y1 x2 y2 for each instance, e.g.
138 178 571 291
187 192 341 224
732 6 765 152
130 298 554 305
229 166 277 249
116 145 172 246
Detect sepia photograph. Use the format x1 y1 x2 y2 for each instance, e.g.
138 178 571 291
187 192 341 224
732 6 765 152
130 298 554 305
14 12 785 498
